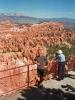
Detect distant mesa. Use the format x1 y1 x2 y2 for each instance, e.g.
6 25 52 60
0 13 75 27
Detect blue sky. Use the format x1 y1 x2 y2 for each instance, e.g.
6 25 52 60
0 0 75 18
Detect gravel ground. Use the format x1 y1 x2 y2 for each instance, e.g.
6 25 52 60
0 71 75 100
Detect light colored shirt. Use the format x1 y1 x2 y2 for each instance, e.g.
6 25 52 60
57 53 65 62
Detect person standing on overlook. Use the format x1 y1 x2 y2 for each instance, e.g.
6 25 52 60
34 47 48 87
56 50 66 80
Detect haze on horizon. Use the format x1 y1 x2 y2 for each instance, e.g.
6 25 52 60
0 0 75 19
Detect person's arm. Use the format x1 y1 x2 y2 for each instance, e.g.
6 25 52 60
33 56 37 64
55 54 59 62
44 56 48 66
33 56 40 65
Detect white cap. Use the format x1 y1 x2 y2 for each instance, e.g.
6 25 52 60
57 50 63 54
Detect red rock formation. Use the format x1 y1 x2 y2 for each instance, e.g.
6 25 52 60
0 20 75 95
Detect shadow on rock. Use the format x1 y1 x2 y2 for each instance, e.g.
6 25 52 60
65 73 75 79
61 84 75 92
18 86 75 100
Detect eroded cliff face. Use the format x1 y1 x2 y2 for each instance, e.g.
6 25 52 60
0 21 75 95
0 20 75 65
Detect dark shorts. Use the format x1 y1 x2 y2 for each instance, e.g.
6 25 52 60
37 68 46 77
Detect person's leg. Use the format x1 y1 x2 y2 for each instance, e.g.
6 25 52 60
36 69 44 86
58 62 62 80
36 69 41 86
40 69 45 84
61 62 65 79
